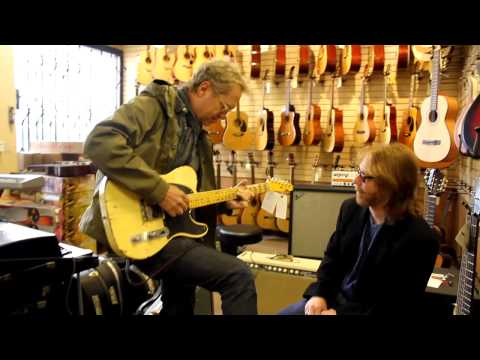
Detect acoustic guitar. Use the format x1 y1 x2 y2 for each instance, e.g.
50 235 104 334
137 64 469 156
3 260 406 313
322 75 344 153
455 75 476 154
397 45 410 69
240 153 261 225
220 151 241 225
99 166 292 259
276 153 295 233
172 45 194 82
278 66 301 146
315 45 337 77
152 45 176 83
256 151 279 231
223 101 252 151
341 45 361 76
453 179 480 315
275 45 286 79
192 45 214 74
414 46 458 168
298 45 313 79
204 118 225 145
137 45 154 85
302 77 322 145
353 66 376 146
367 45 385 73
399 72 421 149
460 73 480 156
251 45 261 79
378 65 398 144
255 70 275 151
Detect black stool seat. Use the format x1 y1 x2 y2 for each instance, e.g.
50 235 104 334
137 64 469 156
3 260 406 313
216 224 263 256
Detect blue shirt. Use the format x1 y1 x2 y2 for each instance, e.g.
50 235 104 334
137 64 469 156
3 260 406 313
341 214 383 300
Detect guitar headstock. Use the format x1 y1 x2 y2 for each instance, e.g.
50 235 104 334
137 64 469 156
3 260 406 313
287 153 296 167
213 150 222 165
262 69 270 81
266 177 294 194
247 152 259 167
424 168 447 196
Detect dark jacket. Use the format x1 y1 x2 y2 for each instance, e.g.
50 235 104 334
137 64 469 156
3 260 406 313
304 198 440 315
79 81 223 250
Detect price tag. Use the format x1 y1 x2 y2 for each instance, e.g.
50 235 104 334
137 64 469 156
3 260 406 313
314 167 323 182
331 170 357 187
275 194 289 220
335 77 342 88
291 78 298 89
266 81 272 94
261 191 279 214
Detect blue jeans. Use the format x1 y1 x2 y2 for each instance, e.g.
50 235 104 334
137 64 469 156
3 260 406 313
135 237 257 315
278 298 308 315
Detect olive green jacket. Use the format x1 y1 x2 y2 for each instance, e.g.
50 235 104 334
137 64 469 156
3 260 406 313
79 81 220 250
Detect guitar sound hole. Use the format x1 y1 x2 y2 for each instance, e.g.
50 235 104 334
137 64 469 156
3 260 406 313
429 110 438 122
163 55 170 61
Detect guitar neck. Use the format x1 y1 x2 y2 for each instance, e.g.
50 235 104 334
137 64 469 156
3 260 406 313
408 73 416 110
188 183 269 209
424 194 438 227
430 47 440 114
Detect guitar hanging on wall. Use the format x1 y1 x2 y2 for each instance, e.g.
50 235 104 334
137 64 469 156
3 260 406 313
173 45 194 82
278 66 301 146
255 70 275 151
152 45 176 83
223 101 252 150
276 153 296 233
414 45 458 169
315 45 337 77
137 45 154 85
378 65 398 144
250 45 261 79
341 45 361 76
399 72 421 148
220 151 242 225
240 152 261 225
353 65 376 146
256 151 279 231
322 75 344 153
302 76 322 146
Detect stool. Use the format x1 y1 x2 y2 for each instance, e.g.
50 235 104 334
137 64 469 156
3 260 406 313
216 224 263 256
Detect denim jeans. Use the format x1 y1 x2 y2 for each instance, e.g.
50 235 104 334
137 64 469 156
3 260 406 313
278 299 307 315
134 237 257 315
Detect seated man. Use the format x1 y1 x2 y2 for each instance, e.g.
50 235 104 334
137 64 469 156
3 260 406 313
279 143 440 315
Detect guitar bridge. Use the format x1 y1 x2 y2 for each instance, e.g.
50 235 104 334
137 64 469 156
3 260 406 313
131 228 170 244
422 140 441 145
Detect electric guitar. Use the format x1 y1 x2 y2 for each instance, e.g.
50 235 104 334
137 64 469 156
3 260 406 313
341 45 361 76
414 46 458 168
152 45 176 83
240 153 261 225
256 151 279 231
303 77 322 145
255 70 275 151
172 45 194 82
137 45 154 85
251 45 261 79
278 66 301 146
315 45 336 77
453 179 480 315
378 65 398 144
322 75 344 153
399 72 421 148
220 151 241 225
353 66 376 146
276 153 295 233
99 166 293 259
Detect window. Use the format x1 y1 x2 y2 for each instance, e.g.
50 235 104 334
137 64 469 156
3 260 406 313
13 45 122 152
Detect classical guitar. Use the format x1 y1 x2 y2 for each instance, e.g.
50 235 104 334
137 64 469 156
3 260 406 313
255 70 275 151
223 101 252 151
240 152 261 225
453 178 480 315
315 45 337 77
137 45 154 85
455 74 477 154
275 45 286 79
256 151 279 231
172 45 194 82
152 45 176 83
276 153 295 233
322 75 344 153
192 45 214 74
353 66 376 146
99 166 293 259
399 72 421 149
414 46 458 168
220 151 241 225
278 66 301 146
302 77 322 145
251 45 261 79
378 65 398 144
341 45 361 76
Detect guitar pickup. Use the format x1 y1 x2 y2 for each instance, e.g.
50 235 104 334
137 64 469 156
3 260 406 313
131 228 170 244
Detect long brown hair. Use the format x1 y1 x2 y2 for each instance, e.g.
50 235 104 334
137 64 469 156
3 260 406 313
358 143 420 219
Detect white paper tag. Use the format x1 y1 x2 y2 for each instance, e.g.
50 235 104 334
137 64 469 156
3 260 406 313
291 78 298 89
266 81 272 94
275 194 289 220
335 77 342 88
261 191 279 215
314 167 323 182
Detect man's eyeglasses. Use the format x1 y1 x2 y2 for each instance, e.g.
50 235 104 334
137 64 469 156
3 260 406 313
217 95 236 114
357 169 376 183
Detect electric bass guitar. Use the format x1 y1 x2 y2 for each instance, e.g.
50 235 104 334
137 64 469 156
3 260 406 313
99 166 293 259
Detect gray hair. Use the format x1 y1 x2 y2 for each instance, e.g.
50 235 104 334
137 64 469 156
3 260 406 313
186 59 249 95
